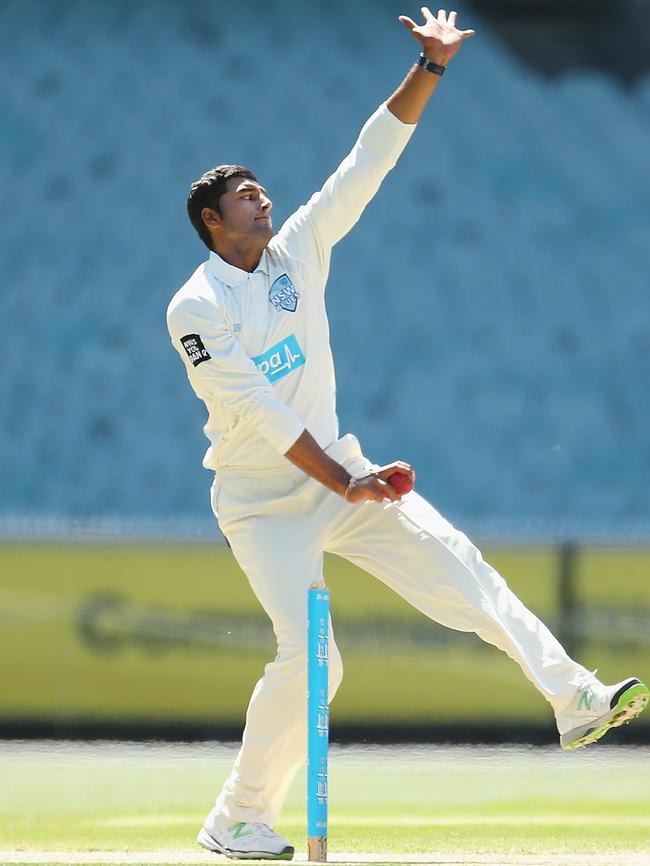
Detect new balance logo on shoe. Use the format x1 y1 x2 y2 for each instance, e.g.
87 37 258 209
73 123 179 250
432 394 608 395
229 822 254 839
577 688 595 711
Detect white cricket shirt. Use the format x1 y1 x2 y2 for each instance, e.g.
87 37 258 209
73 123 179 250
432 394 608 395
167 103 415 474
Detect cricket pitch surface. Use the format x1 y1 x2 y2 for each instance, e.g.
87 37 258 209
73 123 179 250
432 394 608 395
0 852 648 865
1 742 649 866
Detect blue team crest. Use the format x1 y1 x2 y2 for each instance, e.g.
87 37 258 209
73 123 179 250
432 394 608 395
269 273 300 313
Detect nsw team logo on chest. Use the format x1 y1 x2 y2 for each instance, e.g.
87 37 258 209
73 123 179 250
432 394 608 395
269 273 300 313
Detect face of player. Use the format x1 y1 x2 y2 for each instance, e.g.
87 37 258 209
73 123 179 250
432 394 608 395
205 177 274 245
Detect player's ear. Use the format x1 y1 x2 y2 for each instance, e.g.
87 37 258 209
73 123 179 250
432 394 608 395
201 207 222 231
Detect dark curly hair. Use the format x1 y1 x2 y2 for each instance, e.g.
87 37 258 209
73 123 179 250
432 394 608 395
187 164 258 250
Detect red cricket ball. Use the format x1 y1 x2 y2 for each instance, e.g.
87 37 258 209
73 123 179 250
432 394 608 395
387 471 413 496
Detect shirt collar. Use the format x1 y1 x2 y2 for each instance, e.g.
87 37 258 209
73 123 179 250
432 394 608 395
208 249 269 288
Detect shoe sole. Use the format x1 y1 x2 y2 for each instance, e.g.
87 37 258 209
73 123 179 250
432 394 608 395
197 827 294 861
561 681 649 750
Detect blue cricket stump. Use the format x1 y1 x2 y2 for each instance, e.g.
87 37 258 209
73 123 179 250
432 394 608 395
307 581 329 862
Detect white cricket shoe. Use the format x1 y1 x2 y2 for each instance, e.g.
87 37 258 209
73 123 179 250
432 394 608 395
197 811 294 861
557 676 649 750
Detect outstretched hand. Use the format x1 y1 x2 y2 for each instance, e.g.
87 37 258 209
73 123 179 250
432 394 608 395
399 7 475 66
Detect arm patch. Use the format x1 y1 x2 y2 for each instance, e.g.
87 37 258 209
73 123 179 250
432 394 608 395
180 333 211 367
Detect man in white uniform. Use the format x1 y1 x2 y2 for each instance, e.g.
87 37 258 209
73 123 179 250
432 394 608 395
168 8 648 861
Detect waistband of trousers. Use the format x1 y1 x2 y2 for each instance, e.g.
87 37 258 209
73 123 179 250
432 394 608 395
212 434 363 482
214 461 303 481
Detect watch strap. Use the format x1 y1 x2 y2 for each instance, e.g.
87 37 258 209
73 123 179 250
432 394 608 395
417 53 446 76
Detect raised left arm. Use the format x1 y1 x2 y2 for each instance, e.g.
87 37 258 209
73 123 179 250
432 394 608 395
274 8 475 262
388 7 475 124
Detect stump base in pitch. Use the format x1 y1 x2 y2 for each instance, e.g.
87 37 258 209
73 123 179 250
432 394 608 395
307 835 327 861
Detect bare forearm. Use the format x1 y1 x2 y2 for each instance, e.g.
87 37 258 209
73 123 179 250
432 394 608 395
386 60 442 125
284 429 351 497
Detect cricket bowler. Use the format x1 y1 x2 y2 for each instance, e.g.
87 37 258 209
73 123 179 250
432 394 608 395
167 8 649 860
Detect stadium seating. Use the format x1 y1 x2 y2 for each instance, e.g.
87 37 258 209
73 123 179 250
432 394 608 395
2 0 650 536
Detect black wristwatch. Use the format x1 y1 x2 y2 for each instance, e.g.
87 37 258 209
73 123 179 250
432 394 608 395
417 53 446 76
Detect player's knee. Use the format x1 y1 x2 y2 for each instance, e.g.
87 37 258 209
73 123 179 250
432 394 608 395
274 639 308 668
272 634 342 697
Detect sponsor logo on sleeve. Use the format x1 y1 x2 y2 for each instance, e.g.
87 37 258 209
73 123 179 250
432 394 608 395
180 333 211 367
269 273 300 313
251 334 305 383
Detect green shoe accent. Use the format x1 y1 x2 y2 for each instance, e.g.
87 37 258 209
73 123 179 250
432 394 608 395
577 688 595 710
228 822 254 840
609 681 649 727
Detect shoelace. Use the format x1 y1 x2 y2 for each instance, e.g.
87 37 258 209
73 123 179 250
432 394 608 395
241 823 278 838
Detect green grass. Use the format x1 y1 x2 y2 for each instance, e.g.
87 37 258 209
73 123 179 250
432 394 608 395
1 742 649 864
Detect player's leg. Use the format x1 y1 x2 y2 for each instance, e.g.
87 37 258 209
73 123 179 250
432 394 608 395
324 485 647 745
199 472 343 856
211 533 343 827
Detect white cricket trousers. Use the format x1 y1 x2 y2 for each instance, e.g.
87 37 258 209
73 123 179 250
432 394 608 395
210 434 591 826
